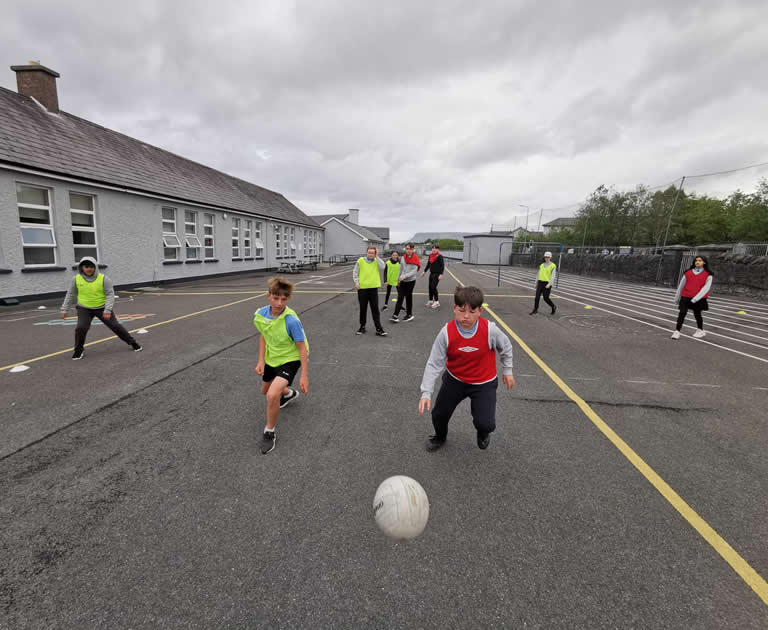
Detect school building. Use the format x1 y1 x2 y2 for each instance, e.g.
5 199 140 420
463 232 519 265
0 62 324 303
310 210 389 260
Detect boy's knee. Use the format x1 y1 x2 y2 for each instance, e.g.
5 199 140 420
265 390 281 405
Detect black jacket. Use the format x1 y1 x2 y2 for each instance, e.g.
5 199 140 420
424 254 444 275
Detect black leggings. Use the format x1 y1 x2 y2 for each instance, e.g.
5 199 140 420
431 372 498 440
357 288 382 329
676 306 704 331
428 273 441 302
75 306 136 352
534 281 555 310
384 284 399 306
394 280 415 316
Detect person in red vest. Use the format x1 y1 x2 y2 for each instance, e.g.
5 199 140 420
418 286 515 451
672 255 714 339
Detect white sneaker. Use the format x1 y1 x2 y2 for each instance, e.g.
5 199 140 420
692 329 706 338
431 301 440 309
670 330 680 339
425 300 433 307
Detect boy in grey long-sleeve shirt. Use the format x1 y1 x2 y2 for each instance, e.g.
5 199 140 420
418 286 514 451
391 242 420 322
60 256 142 360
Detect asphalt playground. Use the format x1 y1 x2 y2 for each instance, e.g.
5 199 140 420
1 263 767 629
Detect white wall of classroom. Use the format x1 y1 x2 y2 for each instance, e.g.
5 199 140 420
0 168 324 299
321 219 384 259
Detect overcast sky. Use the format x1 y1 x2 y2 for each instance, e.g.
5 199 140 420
2 0 768 240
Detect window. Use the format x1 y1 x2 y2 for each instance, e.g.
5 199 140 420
290 227 296 258
203 213 215 259
244 220 252 257
275 224 282 258
17 184 57 266
232 218 240 258
69 193 99 262
184 210 201 259
303 230 308 257
254 221 264 258
162 207 181 260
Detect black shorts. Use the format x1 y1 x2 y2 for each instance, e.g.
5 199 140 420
263 360 301 385
679 296 709 312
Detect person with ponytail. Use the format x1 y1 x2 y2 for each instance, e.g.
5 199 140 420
672 255 714 339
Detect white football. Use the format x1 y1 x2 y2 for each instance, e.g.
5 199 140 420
373 475 429 539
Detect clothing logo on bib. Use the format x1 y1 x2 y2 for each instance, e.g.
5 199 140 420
458 346 479 353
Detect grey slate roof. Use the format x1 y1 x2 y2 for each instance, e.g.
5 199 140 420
409 232 466 242
312 214 385 242
0 87 321 228
366 226 390 240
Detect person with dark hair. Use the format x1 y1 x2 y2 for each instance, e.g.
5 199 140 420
60 256 142 360
672 255 714 339
391 243 419 323
529 252 557 315
382 250 400 311
418 286 515 452
421 244 445 308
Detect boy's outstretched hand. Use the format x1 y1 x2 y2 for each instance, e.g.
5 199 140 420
418 398 431 415
254 361 265 375
299 373 309 394
503 374 515 389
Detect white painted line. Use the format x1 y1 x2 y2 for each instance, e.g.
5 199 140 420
566 377 600 381
471 267 768 365
624 380 663 384
680 383 722 388
9 365 30 373
753 387 768 391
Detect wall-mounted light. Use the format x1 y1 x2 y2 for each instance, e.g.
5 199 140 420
223 213 228 220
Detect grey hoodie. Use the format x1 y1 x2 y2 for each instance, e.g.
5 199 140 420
60 256 116 313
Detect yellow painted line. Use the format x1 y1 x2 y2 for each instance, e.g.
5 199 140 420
446 267 768 605
1 295 260 372
125 289 532 298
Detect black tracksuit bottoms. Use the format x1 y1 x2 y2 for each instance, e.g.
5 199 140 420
534 280 555 311
358 288 383 330
431 372 498 440
393 280 415 317
428 273 441 302
75 306 137 352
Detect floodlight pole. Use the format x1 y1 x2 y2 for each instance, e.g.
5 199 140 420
497 241 516 287
518 204 530 232
655 176 686 285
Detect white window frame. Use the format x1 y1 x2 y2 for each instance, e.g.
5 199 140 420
203 213 215 259
244 220 252 258
17 184 57 267
162 207 181 261
184 210 201 260
289 226 297 258
232 218 241 258
254 221 264 258
69 192 99 263
275 224 282 258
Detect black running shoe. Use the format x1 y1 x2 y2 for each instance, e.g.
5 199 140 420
402 314 415 322
356 326 366 335
279 388 299 408
72 349 84 360
477 432 491 450
260 431 276 454
375 329 388 337
425 435 445 452
529 310 538 315
131 343 143 352
390 315 399 323
551 305 557 315
381 304 388 311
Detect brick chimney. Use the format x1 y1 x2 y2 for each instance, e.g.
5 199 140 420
11 62 60 113
347 209 359 225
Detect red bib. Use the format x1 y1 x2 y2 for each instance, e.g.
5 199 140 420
681 269 710 299
445 318 497 384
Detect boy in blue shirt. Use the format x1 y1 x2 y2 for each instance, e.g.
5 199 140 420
253 277 309 454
